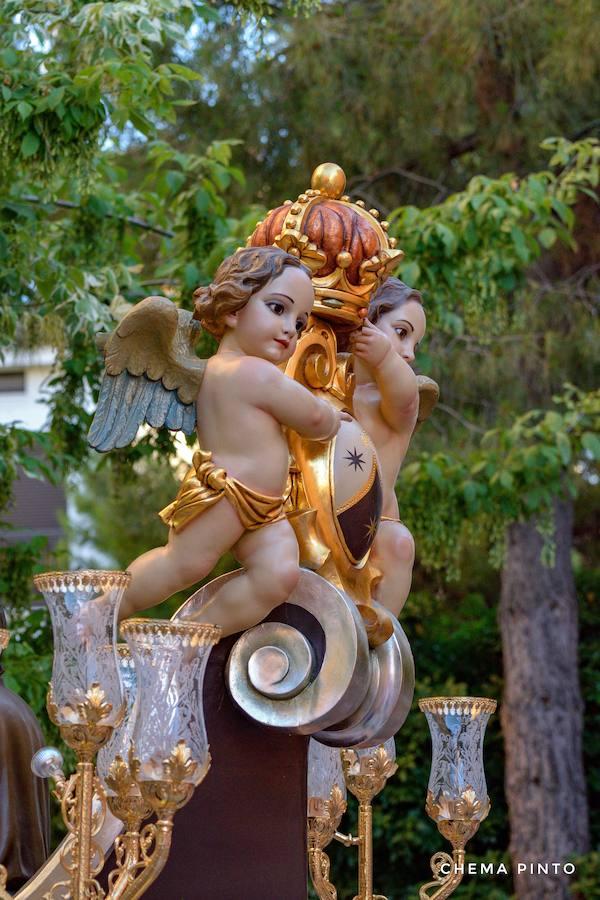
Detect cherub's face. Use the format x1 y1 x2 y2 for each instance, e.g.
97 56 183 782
376 301 426 365
225 267 314 363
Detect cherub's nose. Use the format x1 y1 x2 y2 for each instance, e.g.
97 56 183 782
403 349 415 363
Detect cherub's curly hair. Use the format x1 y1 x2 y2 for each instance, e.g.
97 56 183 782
367 276 422 324
193 246 309 339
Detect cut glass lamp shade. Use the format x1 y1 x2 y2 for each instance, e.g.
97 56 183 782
419 696 497 822
121 619 220 787
307 739 346 814
97 645 137 794
344 736 396 776
33 570 130 727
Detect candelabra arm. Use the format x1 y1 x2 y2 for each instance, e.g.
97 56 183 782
107 829 146 900
116 816 174 900
308 844 338 900
307 785 346 900
334 831 360 847
418 848 465 900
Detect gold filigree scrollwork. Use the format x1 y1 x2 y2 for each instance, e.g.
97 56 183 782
419 792 483 900
285 320 338 394
48 684 122 760
341 746 397 900
307 785 346 900
106 742 206 900
418 850 465 900
342 746 398 804
105 755 153 898
426 788 490 824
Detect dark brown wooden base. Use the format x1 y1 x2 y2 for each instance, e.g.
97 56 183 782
143 631 309 900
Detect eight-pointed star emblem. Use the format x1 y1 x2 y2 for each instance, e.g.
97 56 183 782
344 446 365 471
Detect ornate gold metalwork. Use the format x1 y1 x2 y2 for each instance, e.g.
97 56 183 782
307 784 347 900
418 849 466 900
106 742 206 900
426 788 490 823
0 628 9 651
120 618 220 648
42 684 117 898
105 757 153 900
341 746 398 900
47 684 122 760
418 697 497 716
33 570 131 593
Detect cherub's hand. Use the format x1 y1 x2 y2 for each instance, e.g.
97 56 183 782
350 319 392 368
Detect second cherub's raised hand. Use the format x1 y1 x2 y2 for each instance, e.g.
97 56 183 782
349 318 392 368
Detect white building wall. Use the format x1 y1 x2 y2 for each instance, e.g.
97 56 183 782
0 348 54 430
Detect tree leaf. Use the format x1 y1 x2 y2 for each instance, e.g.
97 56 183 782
538 228 556 248
20 131 40 158
17 100 34 120
581 432 600 459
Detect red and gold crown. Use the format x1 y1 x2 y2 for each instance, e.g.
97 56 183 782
247 163 403 325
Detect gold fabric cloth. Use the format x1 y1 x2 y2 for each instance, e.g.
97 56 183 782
380 515 404 525
159 449 286 534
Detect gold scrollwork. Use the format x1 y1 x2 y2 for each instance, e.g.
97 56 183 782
307 785 347 900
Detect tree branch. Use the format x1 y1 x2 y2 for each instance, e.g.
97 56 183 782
348 167 449 197
20 195 175 238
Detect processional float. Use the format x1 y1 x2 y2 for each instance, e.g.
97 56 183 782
0 164 496 900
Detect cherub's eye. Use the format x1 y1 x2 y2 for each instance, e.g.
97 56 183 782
266 300 285 315
395 327 408 339
295 318 306 334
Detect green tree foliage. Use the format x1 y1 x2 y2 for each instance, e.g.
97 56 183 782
174 0 600 211
1 0 599 887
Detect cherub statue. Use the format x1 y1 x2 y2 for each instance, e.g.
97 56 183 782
89 246 347 636
349 277 435 616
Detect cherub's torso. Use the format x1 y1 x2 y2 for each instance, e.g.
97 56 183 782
352 383 417 517
196 354 290 497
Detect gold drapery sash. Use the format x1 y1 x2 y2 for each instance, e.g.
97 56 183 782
159 449 285 534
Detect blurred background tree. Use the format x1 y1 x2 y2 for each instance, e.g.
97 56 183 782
1 1 598 898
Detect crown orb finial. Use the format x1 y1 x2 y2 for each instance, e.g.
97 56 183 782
311 162 346 199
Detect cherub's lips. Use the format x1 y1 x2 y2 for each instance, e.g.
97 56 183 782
274 338 289 348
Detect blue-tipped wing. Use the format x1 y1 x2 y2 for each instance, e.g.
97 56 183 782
87 296 204 452
88 371 196 452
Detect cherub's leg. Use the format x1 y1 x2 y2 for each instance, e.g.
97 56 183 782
118 499 245 620
370 520 415 617
190 518 300 637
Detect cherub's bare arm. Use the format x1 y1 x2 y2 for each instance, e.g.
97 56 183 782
371 351 418 431
352 320 418 432
254 360 343 440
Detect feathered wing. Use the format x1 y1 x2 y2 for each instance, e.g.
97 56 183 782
414 375 440 431
88 296 206 452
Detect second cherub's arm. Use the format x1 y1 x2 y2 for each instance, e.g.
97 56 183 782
352 319 418 432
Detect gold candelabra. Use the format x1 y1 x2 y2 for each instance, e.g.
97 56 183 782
306 695 496 900
0 572 221 900
306 738 397 900
418 697 497 899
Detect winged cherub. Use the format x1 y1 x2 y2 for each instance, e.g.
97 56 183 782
89 246 347 636
349 277 437 617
